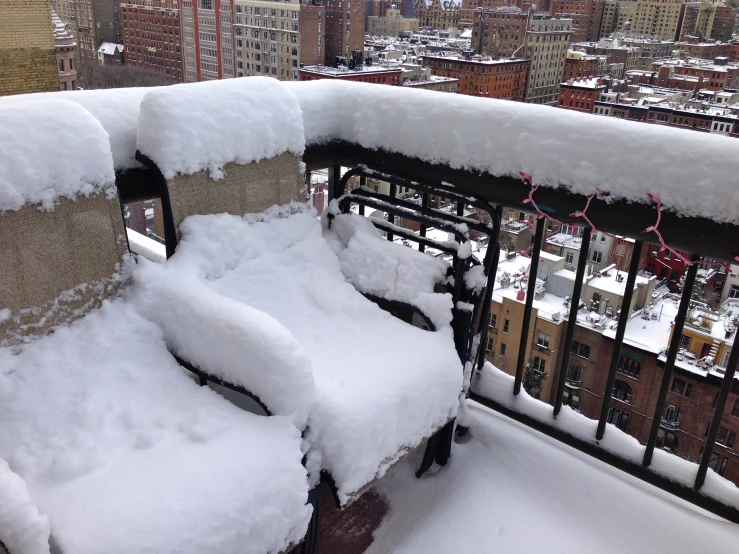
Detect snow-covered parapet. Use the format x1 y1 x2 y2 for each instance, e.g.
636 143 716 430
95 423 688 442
0 100 115 212
137 77 305 180
286 80 739 224
0 88 150 171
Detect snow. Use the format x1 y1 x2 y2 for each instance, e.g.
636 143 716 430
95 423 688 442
137 78 305 179
324 208 454 329
126 228 166 263
286 79 739 224
136 205 463 505
0 100 115 213
602 298 678 354
367 402 739 554
0 299 312 553
474 362 739 508
0 88 151 170
0 458 50 554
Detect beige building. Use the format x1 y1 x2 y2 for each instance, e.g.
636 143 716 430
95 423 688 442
615 0 683 41
524 14 572 104
234 0 303 80
599 0 617 38
0 0 59 96
414 0 461 30
368 7 419 37
183 0 235 83
53 8 77 90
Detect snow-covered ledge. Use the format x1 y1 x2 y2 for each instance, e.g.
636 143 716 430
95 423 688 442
286 80 739 226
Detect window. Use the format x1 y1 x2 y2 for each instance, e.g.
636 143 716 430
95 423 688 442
679 334 692 350
500 343 507 356
563 387 580 409
58 59 64 71
670 377 691 397
662 404 681 424
566 363 582 383
503 319 509 333
730 285 739 299
571 340 590 359
717 426 736 448
656 428 678 451
720 457 729 476
565 251 574 264
486 336 494 352
617 355 641 379
531 357 546 372
613 380 633 403
490 314 497 329
733 399 739 418
609 408 629 431
591 250 603 263
537 332 550 349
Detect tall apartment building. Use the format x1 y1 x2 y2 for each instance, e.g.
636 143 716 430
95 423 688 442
0 0 59 96
233 0 303 80
300 2 326 66
614 0 683 41
182 0 235 82
422 53 528 100
74 0 122 65
414 0 461 30
599 0 617 38
680 2 737 42
471 7 528 57
524 14 572 104
52 0 77 39
325 0 365 63
549 0 604 42
120 0 182 81
367 6 418 36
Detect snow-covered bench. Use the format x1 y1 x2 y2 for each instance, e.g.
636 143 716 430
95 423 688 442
132 78 466 507
0 100 312 554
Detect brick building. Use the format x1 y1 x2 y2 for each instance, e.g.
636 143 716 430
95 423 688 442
549 0 602 43
471 6 528 58
558 77 607 112
0 0 59 96
53 8 78 90
651 58 739 91
675 40 731 61
182 0 235 83
120 0 182 81
414 0 461 30
524 14 573 104
299 62 403 83
74 0 123 66
460 0 517 28
300 2 326 67
422 53 528 100
325 0 365 64
563 50 600 79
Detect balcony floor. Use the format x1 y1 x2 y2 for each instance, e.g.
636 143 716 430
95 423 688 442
329 402 739 553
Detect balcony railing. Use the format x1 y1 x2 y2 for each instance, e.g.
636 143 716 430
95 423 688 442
5 79 739 548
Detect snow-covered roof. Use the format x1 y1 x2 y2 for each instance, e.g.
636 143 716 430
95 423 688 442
97 42 124 55
0 100 115 213
137 77 305 179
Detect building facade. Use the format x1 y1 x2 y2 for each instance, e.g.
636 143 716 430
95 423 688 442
367 6 418 36
422 53 528 100
614 0 683 41
233 0 302 80
414 0 461 29
300 2 326 67
558 77 607 112
325 0 365 63
120 0 182 81
524 14 573 104
53 8 78 90
0 0 59 96
471 6 528 57
74 0 122 66
182 0 235 83
299 62 403 82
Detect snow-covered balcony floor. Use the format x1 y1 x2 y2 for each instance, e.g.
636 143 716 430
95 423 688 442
362 402 738 553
